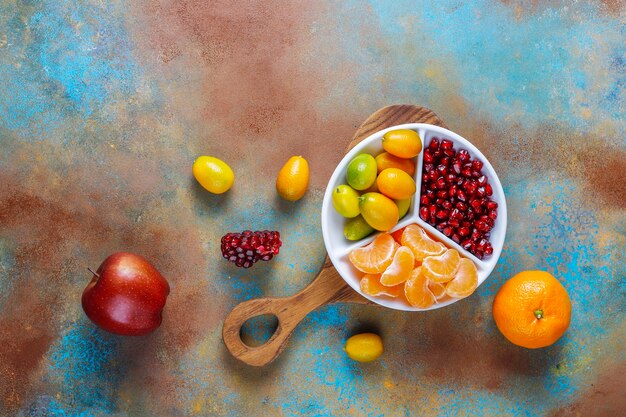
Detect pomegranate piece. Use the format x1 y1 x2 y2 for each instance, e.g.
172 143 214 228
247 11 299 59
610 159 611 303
221 230 282 268
419 137 498 259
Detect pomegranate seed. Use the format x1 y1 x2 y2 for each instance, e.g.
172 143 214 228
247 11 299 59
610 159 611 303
461 221 471 227
424 163 434 173
445 173 456 183
429 204 437 217
433 149 442 158
421 195 430 206
485 184 493 196
477 239 487 250
436 210 449 220
443 226 453 237
471 199 482 210
476 187 486 197
451 233 461 243
448 185 457 196
484 243 493 255
475 220 487 231
441 139 453 150
477 175 487 186
471 228 481 239
429 138 440 150
480 214 489 223
426 189 435 199
436 222 447 231
488 209 498 220
420 206 430 221
448 218 460 227
456 201 467 211
422 173 429 182
461 240 473 250
465 181 477 195
424 151 434 163
429 170 438 181
457 190 467 201
462 167 472 177
443 148 456 157
437 190 448 199
471 160 483 171
436 198 444 205
442 200 453 210
437 165 447 175
452 162 462 174
436 177 446 189
458 227 470 236
457 149 470 161
441 156 450 166
487 201 498 210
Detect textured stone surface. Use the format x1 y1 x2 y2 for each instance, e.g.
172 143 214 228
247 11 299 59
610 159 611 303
0 0 624 415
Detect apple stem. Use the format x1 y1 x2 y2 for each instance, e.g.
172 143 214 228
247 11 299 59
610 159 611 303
87 267 100 278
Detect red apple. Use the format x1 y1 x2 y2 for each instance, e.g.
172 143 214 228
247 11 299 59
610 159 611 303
82 252 170 336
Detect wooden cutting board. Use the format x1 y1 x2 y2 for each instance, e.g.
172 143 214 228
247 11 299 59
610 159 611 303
222 105 446 366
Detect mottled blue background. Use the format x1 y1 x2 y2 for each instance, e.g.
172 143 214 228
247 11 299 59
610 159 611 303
0 1 624 416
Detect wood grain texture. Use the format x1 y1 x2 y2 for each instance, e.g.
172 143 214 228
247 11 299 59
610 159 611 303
222 104 445 366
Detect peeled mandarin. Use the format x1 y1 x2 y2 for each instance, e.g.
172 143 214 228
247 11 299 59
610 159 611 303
360 274 403 298
400 224 446 261
380 246 415 286
422 249 461 283
404 267 436 309
348 233 399 274
445 258 478 298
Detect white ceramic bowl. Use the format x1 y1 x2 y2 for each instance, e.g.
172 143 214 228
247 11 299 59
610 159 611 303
322 124 507 311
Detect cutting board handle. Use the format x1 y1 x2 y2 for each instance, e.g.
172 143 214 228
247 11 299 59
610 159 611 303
223 104 446 366
222 258 368 366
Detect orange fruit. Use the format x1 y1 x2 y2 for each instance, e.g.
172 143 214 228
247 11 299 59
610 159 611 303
445 258 478 298
375 152 416 176
360 274 403 298
380 246 415 286
376 168 416 200
400 224 446 261
404 267 436 308
428 281 446 299
493 271 572 349
382 129 422 158
276 156 309 201
349 233 399 274
422 249 461 283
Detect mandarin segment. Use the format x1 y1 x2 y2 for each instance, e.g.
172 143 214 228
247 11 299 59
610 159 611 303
428 281 446 299
349 233 399 274
360 274 403 298
380 246 415 286
401 224 446 261
445 258 478 298
422 249 461 283
404 267 436 309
